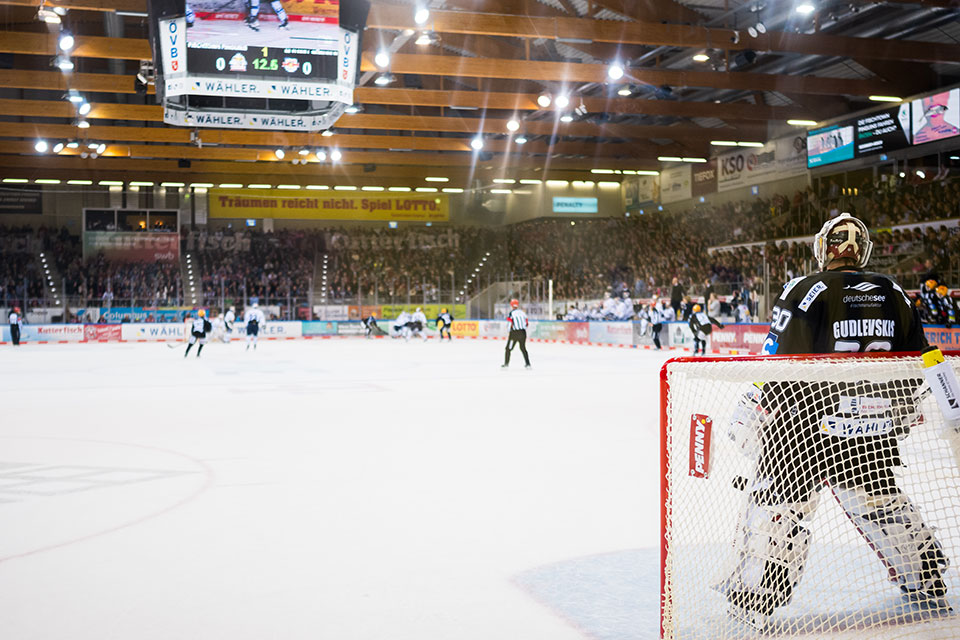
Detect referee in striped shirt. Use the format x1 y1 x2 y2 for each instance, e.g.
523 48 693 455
502 298 531 369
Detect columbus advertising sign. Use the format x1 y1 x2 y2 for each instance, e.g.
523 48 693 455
209 189 450 222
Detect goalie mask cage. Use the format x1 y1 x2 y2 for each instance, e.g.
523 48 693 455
660 352 960 640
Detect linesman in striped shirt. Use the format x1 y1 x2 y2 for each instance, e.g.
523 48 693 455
502 298 531 369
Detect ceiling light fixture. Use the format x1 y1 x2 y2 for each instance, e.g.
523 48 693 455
470 137 484 151
617 86 632 96
374 50 390 68
515 136 527 145
78 101 91 116
869 95 902 103
414 7 429 25
374 73 395 86
560 114 574 123
796 2 815 14
330 149 342 161
274 148 285 159
537 93 552 108
506 119 520 132
657 156 683 162
34 139 49 153
554 94 570 109
58 30 74 52
54 55 74 72
607 62 624 80
692 53 710 62
787 119 818 127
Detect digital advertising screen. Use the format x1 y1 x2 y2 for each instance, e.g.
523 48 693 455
806 124 855 168
855 104 911 157
912 88 960 146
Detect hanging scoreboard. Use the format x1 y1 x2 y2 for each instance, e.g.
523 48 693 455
150 0 368 131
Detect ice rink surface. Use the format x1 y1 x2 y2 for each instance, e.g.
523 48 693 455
0 339 669 640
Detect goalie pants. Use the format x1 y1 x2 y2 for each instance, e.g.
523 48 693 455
504 329 530 366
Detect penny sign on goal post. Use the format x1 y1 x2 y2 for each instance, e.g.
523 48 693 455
688 414 713 479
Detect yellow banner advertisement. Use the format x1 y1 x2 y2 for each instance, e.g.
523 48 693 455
209 189 449 222
450 320 479 338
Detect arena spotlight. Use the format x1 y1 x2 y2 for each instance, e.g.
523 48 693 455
34 139 49 153
330 149 342 161
53 142 64 153
316 150 327 161
54 54 74 72
78 101 91 116
275 148 285 160
374 50 390 68
554 94 570 109
537 93 552 108
413 7 429 25
607 62 624 80
75 119 89 129
470 137 484 151
321 130 334 137
506 119 520 132
796 2 815 14
298 148 309 156
374 73 395 86
58 30 74 52
515 136 527 145
65 89 83 103
692 53 710 62
617 86 632 96
560 114 574 123
344 105 361 114
96 143 106 154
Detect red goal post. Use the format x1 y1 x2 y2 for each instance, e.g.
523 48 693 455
659 351 960 640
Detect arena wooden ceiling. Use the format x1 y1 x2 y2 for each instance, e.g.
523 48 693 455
0 0 957 186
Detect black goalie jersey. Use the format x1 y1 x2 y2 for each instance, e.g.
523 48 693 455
762 270 927 356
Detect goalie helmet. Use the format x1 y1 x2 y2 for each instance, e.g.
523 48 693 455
813 213 873 270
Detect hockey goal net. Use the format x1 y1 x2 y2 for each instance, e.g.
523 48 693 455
660 352 960 640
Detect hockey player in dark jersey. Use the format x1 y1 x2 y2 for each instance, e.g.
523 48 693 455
718 213 948 626
184 309 212 358
934 285 957 328
687 303 724 355
362 312 385 338
436 308 453 342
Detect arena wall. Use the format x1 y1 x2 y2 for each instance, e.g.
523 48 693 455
5 320 960 353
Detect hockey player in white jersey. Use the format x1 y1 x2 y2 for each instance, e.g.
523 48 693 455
223 306 236 343
244 302 266 350
393 310 412 340
410 307 428 341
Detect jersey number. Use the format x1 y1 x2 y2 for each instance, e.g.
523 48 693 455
770 306 792 333
833 339 893 353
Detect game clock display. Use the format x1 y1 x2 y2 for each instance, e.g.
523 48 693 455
187 45 338 81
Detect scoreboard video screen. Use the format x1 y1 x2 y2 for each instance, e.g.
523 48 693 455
151 0 366 131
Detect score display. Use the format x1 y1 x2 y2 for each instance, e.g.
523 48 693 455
187 46 338 81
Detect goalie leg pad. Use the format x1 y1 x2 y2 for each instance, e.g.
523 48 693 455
716 493 818 616
832 486 948 597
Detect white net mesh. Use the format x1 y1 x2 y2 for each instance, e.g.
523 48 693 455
662 355 960 640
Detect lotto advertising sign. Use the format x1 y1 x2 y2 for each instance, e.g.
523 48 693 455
450 320 479 339
210 189 450 223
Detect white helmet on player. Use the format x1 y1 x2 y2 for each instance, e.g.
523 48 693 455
814 212 874 271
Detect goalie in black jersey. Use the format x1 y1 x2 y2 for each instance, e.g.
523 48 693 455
718 213 948 626
687 303 723 355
